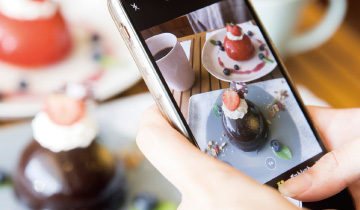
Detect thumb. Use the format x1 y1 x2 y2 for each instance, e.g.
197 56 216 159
136 105 258 193
279 136 360 201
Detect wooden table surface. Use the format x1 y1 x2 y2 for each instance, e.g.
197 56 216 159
283 4 360 108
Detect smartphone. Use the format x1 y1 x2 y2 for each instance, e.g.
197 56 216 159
108 0 355 208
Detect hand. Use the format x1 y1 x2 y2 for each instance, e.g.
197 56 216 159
137 105 299 210
279 107 360 208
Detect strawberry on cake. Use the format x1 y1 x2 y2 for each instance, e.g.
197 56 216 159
0 0 72 67
14 91 127 210
224 23 255 61
221 82 268 152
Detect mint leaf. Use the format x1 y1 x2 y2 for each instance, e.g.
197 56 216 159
262 58 274 63
155 201 178 210
212 105 221 118
210 40 217 46
274 143 292 160
0 179 12 188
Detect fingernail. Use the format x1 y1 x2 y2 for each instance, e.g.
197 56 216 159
278 173 312 197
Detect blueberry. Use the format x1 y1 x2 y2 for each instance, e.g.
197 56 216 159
216 40 222 46
270 140 282 152
91 34 100 42
93 51 102 60
217 107 223 117
223 68 230 76
0 171 7 184
132 193 158 210
19 80 27 90
259 45 265 51
234 65 240 70
220 46 225 51
247 31 253 36
258 53 265 60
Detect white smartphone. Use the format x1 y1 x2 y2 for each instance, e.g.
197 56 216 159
108 0 354 208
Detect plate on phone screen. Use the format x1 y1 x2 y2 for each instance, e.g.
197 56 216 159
188 79 322 184
202 21 277 82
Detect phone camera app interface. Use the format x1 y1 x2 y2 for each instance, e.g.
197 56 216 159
135 0 323 185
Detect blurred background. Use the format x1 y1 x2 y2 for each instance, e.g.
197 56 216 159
0 0 359 209
284 0 360 108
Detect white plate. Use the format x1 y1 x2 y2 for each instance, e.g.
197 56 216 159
0 0 141 120
202 21 277 82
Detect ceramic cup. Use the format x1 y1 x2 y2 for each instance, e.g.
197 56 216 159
251 0 347 57
146 33 195 91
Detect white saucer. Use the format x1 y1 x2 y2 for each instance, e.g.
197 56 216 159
202 21 277 82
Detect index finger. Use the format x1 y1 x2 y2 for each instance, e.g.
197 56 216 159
136 105 258 193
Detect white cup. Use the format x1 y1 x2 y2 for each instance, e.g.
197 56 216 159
146 33 195 91
251 0 347 57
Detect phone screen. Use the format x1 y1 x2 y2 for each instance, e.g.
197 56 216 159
119 0 354 208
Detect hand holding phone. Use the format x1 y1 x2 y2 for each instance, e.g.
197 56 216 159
280 107 360 205
138 106 360 209
137 105 300 209
108 0 355 208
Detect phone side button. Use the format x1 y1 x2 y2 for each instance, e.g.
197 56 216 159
122 25 131 40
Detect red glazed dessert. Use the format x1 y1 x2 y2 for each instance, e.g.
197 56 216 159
224 24 254 61
14 91 127 210
0 0 72 68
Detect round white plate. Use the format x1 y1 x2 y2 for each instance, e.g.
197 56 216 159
202 21 277 82
0 0 140 120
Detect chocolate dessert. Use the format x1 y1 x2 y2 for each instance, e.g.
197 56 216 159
224 24 254 61
15 141 127 210
221 82 268 152
222 100 268 152
14 91 127 210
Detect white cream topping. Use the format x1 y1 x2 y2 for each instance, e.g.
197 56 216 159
66 84 87 99
0 0 58 20
226 32 244 41
32 112 98 153
222 99 248 120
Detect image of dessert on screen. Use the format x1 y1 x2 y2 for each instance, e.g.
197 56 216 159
141 0 322 184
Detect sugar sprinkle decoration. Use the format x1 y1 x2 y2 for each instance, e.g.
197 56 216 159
211 149 217 156
206 140 227 157
266 90 288 118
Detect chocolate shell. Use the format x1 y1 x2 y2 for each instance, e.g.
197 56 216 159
14 140 126 210
222 100 268 152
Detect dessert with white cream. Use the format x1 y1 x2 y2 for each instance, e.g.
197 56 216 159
224 23 255 61
221 82 268 152
14 91 127 210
